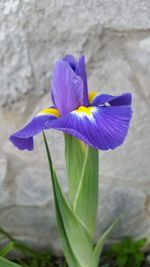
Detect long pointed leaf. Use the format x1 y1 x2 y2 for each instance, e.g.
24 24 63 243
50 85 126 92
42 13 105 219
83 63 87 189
0 257 21 267
0 242 14 257
52 171 93 266
89 216 121 267
43 132 80 267
0 227 47 260
43 132 93 267
54 185 81 267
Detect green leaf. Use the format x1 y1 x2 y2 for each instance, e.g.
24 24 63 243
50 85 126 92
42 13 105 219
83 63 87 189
109 237 147 267
116 255 127 267
53 172 94 266
0 257 21 267
73 145 99 236
0 242 15 257
135 237 147 249
64 134 99 236
43 132 93 267
89 216 121 267
64 134 86 204
133 253 145 267
0 227 47 261
0 228 52 267
53 177 81 267
43 132 80 267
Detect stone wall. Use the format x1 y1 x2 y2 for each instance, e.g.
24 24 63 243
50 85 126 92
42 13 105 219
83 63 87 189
0 0 150 252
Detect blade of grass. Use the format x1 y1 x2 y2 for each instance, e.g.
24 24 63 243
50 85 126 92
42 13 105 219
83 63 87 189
89 216 121 267
0 227 50 260
0 257 21 267
0 242 15 257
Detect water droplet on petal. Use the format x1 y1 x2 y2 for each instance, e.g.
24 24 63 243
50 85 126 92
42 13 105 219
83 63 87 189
104 102 111 107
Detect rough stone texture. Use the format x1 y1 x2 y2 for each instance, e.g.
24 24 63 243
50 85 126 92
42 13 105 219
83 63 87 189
1 0 150 106
0 0 150 252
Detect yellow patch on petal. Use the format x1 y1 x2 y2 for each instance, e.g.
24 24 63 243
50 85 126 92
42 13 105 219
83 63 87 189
73 106 95 118
88 91 98 103
76 106 93 115
37 108 60 118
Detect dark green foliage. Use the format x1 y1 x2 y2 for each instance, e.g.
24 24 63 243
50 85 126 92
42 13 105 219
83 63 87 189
0 227 148 267
107 237 148 267
0 227 53 267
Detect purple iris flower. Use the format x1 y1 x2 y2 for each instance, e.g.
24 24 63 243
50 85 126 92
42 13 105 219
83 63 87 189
10 55 132 151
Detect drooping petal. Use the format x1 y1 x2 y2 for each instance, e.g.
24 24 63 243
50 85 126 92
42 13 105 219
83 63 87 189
46 105 132 150
63 55 89 106
91 92 132 106
9 108 60 151
51 60 83 116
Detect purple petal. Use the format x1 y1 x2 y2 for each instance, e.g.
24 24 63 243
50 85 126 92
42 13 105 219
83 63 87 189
51 60 83 116
46 105 132 150
9 108 59 151
63 55 78 71
92 93 132 106
76 56 89 106
10 136 33 151
63 55 89 106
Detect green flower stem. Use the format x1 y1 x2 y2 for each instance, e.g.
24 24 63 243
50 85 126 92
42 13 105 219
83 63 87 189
64 134 99 237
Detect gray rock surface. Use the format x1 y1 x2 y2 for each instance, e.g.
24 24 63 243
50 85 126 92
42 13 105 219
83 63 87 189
0 0 150 252
1 0 150 106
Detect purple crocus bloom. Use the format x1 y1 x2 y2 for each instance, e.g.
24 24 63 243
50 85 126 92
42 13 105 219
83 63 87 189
10 55 132 151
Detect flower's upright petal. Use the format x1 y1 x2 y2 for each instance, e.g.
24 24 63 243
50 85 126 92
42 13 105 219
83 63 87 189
46 105 132 150
63 55 78 71
76 56 89 106
63 55 89 106
9 108 60 151
91 93 132 106
51 60 83 116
